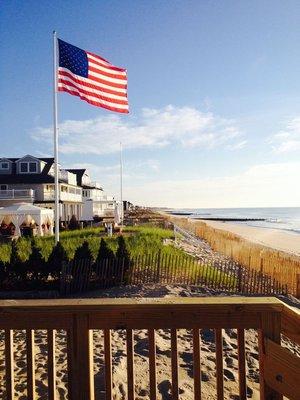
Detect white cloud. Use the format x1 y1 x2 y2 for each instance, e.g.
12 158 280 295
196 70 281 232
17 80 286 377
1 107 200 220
270 117 300 153
31 105 243 155
122 162 300 208
226 140 247 151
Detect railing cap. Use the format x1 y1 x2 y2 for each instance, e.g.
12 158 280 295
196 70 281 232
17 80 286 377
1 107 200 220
0 296 283 310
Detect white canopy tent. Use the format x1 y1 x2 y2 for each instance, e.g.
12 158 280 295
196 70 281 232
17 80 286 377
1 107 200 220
0 203 54 237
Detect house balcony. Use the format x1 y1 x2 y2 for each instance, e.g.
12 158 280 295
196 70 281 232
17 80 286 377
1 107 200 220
0 297 299 399
43 191 82 203
0 189 35 201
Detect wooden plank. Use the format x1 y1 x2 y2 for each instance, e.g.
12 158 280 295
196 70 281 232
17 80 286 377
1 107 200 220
126 329 135 400
148 329 157 400
259 312 282 400
281 304 300 346
193 328 201 400
26 329 35 400
237 329 247 400
171 328 179 400
264 338 300 400
47 329 56 400
104 329 112 400
89 305 278 330
5 329 14 400
67 315 94 400
215 329 224 400
0 296 283 310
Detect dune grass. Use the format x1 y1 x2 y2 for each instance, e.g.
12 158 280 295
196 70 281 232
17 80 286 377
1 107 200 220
0 225 235 287
0 225 176 262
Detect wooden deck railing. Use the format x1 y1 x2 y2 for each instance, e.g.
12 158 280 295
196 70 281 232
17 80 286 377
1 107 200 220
0 297 299 400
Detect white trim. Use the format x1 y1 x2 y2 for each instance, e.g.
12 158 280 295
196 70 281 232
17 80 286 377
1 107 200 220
16 154 40 163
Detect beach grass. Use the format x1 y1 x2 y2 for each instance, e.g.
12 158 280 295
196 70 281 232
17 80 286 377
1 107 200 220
0 225 176 262
0 225 235 287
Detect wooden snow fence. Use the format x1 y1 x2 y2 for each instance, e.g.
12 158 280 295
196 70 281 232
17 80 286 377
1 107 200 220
59 253 287 296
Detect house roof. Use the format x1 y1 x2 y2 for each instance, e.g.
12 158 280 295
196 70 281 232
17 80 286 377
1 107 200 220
0 157 69 184
66 169 86 186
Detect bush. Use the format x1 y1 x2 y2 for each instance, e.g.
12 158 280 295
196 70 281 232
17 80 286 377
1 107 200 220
116 235 131 271
0 260 7 289
68 215 80 230
9 239 26 282
47 241 68 281
74 240 93 261
96 238 115 262
26 239 46 282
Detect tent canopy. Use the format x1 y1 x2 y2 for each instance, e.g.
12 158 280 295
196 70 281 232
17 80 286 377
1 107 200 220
0 203 54 236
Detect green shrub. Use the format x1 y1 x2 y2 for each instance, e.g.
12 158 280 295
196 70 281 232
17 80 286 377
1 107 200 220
47 241 68 281
26 239 46 282
68 215 80 230
0 260 7 289
74 240 93 261
96 238 115 262
116 235 131 271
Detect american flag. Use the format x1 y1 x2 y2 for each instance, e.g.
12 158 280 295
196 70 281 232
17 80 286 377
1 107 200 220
57 39 128 113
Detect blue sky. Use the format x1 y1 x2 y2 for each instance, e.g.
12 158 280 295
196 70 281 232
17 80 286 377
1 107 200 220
1 0 300 207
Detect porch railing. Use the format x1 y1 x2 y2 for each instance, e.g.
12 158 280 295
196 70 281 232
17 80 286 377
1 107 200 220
0 297 299 400
0 189 35 200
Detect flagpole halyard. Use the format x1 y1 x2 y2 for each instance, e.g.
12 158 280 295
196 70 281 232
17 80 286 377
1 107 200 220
53 31 60 243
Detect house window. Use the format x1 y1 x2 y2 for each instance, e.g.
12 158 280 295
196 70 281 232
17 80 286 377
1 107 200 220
0 185 7 191
0 162 9 170
29 162 37 172
19 161 38 173
20 162 28 172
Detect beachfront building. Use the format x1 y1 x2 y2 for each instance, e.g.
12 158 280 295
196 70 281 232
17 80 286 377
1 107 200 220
0 155 117 223
0 156 82 222
67 169 116 221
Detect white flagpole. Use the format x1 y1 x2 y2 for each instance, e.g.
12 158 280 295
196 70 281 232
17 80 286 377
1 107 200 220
53 31 60 243
120 141 123 226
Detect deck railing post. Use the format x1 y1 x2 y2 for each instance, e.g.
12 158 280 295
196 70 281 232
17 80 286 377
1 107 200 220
67 313 94 400
296 274 300 299
259 312 282 400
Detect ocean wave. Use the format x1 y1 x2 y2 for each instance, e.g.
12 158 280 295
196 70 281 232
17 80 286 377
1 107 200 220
265 218 282 223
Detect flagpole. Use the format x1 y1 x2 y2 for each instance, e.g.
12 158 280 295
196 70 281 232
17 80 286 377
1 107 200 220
120 141 123 227
53 31 60 243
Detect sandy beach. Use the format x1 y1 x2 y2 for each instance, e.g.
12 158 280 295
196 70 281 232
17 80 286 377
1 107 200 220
201 220 300 256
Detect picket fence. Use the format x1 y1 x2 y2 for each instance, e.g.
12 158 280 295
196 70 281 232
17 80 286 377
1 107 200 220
60 253 288 295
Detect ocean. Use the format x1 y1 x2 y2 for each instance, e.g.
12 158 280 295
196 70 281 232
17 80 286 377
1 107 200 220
170 207 300 234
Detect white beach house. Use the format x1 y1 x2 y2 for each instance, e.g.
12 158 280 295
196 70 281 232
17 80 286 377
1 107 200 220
0 155 116 222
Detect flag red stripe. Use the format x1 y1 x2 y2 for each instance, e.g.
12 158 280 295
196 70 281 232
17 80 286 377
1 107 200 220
58 86 129 113
88 65 127 83
88 70 127 89
58 70 127 98
58 82 128 109
88 63 127 81
58 78 128 105
86 51 126 72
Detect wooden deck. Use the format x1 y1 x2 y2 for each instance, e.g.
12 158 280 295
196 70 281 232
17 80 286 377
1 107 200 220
0 297 299 400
